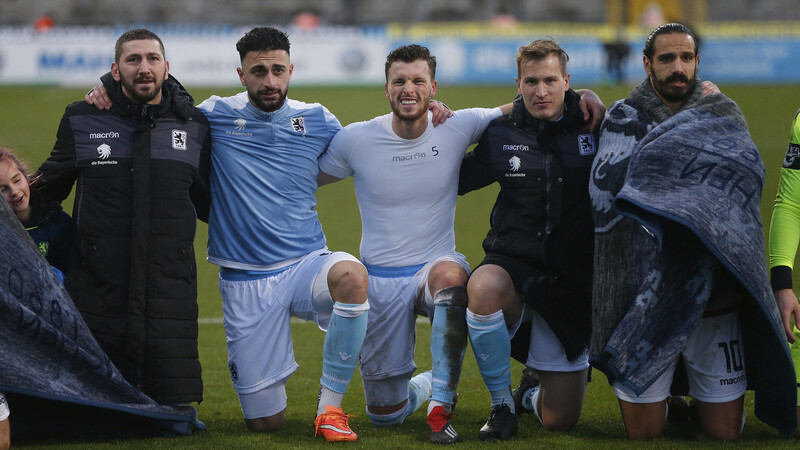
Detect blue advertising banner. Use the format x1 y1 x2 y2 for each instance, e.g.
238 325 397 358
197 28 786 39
391 37 800 86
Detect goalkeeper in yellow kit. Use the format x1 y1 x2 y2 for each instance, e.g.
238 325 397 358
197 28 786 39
769 108 800 439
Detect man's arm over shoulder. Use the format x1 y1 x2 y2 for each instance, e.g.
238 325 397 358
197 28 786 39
692 87 748 129
459 128 495 195
575 89 606 132
448 106 504 144
318 121 362 184
189 114 213 222
87 73 192 111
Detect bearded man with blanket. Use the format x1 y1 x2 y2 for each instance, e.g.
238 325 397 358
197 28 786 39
589 22 796 440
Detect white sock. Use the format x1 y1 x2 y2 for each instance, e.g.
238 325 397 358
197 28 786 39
317 386 344 416
409 371 433 414
427 399 451 415
524 387 543 426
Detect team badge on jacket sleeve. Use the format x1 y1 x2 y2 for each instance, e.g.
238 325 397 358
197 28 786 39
578 133 596 156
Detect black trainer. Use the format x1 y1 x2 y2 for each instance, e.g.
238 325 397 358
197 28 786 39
667 395 690 423
427 406 460 444
668 396 699 423
511 367 539 417
478 403 518 441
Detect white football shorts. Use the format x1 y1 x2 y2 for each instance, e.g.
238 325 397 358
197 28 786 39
360 252 469 407
525 308 589 372
218 249 361 402
614 310 746 404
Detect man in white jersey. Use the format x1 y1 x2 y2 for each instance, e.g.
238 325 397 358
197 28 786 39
318 44 603 444
318 44 504 444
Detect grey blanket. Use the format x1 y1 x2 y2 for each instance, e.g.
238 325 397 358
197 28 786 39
0 197 204 438
589 79 796 437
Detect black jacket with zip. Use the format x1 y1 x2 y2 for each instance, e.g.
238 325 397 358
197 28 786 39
459 90 597 359
35 75 211 404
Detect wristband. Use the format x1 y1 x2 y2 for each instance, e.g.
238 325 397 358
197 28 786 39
771 265 793 290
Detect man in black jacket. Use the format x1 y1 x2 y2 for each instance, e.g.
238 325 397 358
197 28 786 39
459 39 598 440
35 29 212 406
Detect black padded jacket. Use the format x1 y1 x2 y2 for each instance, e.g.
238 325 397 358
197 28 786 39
35 77 211 404
459 90 597 359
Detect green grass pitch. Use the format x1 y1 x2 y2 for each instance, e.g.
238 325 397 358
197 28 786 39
0 83 798 448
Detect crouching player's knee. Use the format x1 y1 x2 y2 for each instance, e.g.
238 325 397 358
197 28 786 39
366 404 408 427
327 256 368 305
240 383 288 433
365 374 431 427
245 412 285 433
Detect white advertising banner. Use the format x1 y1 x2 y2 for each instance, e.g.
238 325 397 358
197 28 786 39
0 28 388 87
1 25 798 86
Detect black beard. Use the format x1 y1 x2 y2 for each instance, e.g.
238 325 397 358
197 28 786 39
249 88 288 112
654 73 696 103
119 74 163 104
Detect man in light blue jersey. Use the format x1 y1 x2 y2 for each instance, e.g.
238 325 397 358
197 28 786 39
196 27 370 441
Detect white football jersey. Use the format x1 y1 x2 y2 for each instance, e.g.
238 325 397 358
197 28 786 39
320 108 501 266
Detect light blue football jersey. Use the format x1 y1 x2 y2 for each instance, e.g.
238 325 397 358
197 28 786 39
199 93 341 269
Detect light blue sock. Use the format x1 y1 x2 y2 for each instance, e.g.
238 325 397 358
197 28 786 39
467 309 513 410
320 301 368 395
491 387 514 412
430 287 468 405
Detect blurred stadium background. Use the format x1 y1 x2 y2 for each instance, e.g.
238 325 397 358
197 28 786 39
2 0 799 25
1 0 799 88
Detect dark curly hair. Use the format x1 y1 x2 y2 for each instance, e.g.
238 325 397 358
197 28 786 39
236 27 291 61
384 44 436 80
